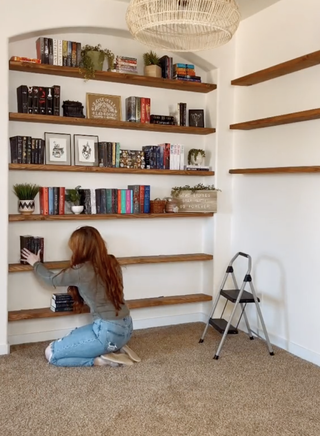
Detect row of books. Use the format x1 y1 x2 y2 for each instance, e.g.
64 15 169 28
36 37 82 67
10 136 45 164
20 235 44 264
80 186 151 214
38 186 151 215
39 187 66 215
143 144 184 170
159 55 174 79
115 56 138 74
125 96 151 123
17 84 61 115
50 293 74 313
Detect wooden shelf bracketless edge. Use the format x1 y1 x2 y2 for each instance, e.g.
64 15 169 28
9 113 216 135
8 293 213 321
230 108 320 130
231 50 320 86
9 253 213 272
9 212 214 222
229 166 320 174
9 163 215 176
9 60 217 94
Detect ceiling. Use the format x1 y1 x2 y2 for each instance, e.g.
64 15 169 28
116 0 281 21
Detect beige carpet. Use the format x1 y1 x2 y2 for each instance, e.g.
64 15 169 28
1 323 320 436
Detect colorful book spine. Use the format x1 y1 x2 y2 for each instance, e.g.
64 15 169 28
143 185 151 213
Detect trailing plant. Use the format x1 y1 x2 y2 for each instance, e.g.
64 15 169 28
65 185 81 206
171 183 218 197
80 44 114 80
143 50 160 66
13 183 40 200
187 149 205 165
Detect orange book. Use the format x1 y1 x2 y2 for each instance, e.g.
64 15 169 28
117 190 122 214
39 187 49 215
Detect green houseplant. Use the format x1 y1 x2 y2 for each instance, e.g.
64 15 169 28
80 44 115 80
65 185 83 214
171 183 219 213
13 183 40 215
187 149 206 165
143 50 162 78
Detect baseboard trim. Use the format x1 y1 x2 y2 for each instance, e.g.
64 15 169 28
0 342 10 355
8 313 209 346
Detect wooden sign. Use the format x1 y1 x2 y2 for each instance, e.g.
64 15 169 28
176 190 217 212
86 93 121 120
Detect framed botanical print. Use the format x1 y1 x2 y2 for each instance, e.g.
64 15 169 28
73 134 99 166
188 109 205 128
86 93 121 121
45 132 71 165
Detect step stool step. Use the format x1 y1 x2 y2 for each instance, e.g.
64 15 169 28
209 318 238 334
220 289 260 303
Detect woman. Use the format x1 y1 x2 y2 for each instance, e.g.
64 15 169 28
21 226 140 368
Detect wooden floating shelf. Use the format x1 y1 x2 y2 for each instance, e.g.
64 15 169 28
9 113 215 135
9 212 213 222
9 60 216 94
231 50 320 86
230 108 320 130
8 294 212 321
229 166 320 174
9 253 213 272
9 163 214 176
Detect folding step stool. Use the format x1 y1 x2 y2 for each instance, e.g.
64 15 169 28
199 252 275 360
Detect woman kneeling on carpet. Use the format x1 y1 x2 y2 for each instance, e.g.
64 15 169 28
21 225 140 368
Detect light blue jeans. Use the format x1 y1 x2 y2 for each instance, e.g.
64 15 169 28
48 316 133 367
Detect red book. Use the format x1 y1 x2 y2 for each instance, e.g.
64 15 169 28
59 187 65 215
139 185 145 213
145 98 150 123
140 97 146 123
39 187 49 215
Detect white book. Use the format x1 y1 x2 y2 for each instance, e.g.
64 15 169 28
53 39 58 66
57 40 63 66
90 188 97 214
179 144 185 170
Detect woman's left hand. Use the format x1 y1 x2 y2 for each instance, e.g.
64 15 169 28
21 248 41 266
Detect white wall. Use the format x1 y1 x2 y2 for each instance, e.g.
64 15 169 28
0 0 236 350
232 0 320 365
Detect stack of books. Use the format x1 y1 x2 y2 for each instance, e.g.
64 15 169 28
20 235 44 264
115 56 138 74
36 37 81 67
17 84 60 116
10 136 45 164
39 187 66 215
173 63 201 83
50 293 74 312
125 96 151 123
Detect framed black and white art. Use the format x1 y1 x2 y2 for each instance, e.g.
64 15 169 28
45 132 71 166
73 134 99 166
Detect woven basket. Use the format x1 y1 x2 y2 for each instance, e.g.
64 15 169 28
150 199 167 214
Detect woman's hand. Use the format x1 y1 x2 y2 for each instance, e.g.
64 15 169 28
21 248 41 266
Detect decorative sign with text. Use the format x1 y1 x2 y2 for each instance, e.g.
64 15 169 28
86 93 121 120
176 190 217 212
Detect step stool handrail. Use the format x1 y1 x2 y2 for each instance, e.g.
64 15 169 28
229 252 252 275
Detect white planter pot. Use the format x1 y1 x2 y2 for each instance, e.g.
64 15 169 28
144 65 162 78
18 199 35 215
71 205 84 215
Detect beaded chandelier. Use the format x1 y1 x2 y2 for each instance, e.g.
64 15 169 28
126 0 241 52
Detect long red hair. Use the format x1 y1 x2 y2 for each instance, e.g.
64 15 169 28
66 226 124 314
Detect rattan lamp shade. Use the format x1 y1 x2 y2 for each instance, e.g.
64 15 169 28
126 0 241 52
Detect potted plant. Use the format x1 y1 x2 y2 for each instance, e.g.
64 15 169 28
65 185 83 214
143 50 162 78
171 183 219 213
13 183 40 215
80 44 115 80
187 149 206 166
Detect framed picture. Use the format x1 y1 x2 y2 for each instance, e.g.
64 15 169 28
188 109 205 128
45 132 71 166
86 93 122 121
73 134 99 166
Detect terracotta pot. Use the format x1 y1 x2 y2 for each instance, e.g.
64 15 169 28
144 65 162 78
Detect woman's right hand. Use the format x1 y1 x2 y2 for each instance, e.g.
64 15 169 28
21 248 41 266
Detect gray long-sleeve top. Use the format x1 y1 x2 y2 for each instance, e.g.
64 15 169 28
33 261 130 321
